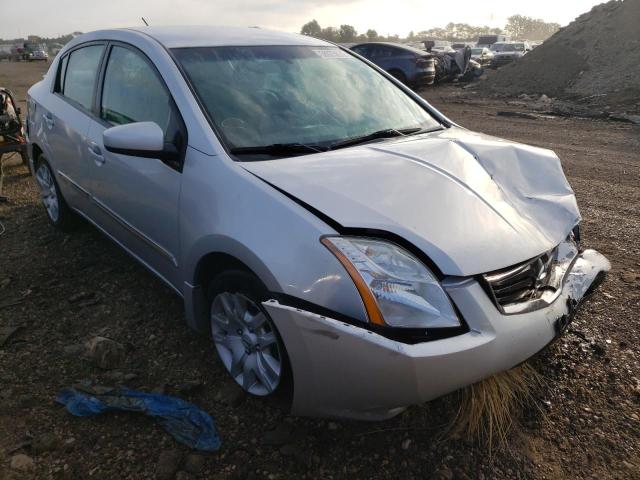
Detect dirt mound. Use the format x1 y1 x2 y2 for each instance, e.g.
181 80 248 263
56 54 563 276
483 0 640 111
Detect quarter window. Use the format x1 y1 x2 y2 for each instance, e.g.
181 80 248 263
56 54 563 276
100 46 174 137
59 45 104 110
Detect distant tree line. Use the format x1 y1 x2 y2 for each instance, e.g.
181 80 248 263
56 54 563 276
301 15 561 43
300 20 398 43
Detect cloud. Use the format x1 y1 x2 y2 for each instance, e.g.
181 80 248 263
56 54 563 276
0 0 603 39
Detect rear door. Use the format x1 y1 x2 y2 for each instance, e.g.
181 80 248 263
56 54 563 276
40 43 105 209
369 45 395 70
370 46 415 81
84 43 187 286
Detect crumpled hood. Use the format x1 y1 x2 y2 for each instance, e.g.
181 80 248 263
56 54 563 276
241 128 580 276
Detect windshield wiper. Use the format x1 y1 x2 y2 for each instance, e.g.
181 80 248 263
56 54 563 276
328 127 424 151
230 143 326 157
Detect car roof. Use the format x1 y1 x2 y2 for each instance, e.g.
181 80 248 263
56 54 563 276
82 26 333 49
132 26 334 48
352 42 426 55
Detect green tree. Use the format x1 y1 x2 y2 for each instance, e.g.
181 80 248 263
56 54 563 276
338 24 357 43
366 29 378 40
506 15 560 40
301 19 322 37
321 26 338 42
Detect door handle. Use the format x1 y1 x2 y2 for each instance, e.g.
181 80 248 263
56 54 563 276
43 112 54 129
88 143 105 165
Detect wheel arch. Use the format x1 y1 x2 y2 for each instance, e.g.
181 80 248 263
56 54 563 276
194 251 265 291
387 68 407 83
30 142 44 169
183 236 282 333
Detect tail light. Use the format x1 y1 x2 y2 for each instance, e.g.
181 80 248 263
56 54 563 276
416 57 433 69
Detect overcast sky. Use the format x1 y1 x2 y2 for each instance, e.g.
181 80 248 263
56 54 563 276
1 0 606 39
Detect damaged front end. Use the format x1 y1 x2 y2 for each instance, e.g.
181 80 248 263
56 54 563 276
433 47 484 83
481 228 584 314
265 245 609 420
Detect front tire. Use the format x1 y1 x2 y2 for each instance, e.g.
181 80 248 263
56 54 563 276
206 270 291 397
34 155 76 231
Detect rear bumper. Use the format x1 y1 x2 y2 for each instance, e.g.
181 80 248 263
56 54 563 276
412 70 436 86
265 249 610 420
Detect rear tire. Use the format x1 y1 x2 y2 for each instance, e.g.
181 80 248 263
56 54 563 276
388 69 408 85
206 270 292 399
34 155 77 231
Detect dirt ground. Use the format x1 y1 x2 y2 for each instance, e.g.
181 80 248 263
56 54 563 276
1 61 639 480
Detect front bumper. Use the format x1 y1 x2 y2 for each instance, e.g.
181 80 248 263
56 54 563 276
491 56 518 67
265 249 610 420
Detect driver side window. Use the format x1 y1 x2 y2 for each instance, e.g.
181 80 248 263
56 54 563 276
101 46 177 142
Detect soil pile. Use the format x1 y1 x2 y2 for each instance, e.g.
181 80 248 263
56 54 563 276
484 0 640 111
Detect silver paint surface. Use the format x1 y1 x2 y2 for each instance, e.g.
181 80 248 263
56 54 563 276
26 26 611 419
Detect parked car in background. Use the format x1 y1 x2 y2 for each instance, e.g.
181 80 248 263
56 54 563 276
476 34 511 48
21 42 48 61
470 47 494 66
432 47 484 83
421 40 458 54
27 26 609 421
430 45 456 54
0 44 13 61
351 42 435 87
423 40 451 51
451 42 474 50
30 48 49 61
490 41 531 68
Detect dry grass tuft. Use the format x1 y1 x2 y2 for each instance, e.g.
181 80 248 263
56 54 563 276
449 363 545 453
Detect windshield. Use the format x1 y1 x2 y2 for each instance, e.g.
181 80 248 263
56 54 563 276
491 43 524 52
172 46 440 157
471 48 484 54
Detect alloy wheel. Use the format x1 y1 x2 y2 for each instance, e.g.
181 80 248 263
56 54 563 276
35 163 59 222
210 292 282 396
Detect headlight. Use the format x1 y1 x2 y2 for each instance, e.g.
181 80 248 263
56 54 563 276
321 236 460 328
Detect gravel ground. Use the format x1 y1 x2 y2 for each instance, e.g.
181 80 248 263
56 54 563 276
0 62 639 479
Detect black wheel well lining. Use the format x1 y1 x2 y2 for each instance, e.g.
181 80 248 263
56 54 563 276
194 252 263 291
31 143 43 163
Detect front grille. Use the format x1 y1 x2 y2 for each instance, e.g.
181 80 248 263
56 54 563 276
484 248 556 306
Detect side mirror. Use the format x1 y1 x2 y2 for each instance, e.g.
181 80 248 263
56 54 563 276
103 121 165 159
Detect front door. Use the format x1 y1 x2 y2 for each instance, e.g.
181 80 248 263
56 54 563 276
84 43 187 287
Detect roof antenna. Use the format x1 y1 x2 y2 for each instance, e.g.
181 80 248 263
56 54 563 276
141 17 149 26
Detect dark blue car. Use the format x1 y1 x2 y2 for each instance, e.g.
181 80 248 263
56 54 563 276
350 42 435 88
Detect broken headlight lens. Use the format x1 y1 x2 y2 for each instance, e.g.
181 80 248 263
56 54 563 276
322 237 460 328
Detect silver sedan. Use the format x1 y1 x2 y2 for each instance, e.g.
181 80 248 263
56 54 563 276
26 26 609 420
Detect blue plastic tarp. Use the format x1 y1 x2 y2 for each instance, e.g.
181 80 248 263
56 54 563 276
56 387 221 451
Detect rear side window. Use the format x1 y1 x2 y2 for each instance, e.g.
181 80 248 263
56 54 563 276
100 46 175 137
352 45 370 57
59 45 104 110
371 46 394 58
